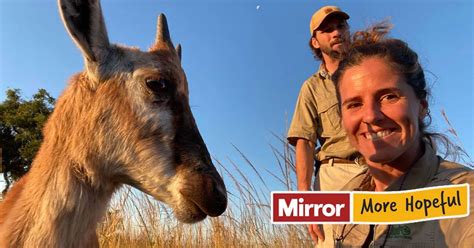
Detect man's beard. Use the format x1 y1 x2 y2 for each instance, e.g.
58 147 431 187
328 50 343 60
321 40 347 60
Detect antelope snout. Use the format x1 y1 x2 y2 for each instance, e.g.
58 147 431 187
180 166 227 217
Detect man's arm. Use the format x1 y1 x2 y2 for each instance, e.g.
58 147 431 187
295 138 316 191
295 138 325 244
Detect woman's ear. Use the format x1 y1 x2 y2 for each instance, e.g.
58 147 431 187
419 99 429 119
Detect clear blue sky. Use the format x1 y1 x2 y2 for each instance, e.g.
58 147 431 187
1 0 473 191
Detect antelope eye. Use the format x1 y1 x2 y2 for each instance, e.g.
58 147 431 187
145 78 169 93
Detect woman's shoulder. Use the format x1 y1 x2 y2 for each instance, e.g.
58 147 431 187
433 159 473 185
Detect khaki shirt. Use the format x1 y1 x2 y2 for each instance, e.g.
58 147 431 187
287 66 357 160
332 144 474 247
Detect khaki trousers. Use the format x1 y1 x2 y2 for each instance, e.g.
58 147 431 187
313 160 367 248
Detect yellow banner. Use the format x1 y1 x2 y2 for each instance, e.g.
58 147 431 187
352 184 470 224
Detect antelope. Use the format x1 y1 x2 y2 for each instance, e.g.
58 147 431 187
0 0 227 247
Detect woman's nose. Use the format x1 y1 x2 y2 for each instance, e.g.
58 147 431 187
362 102 384 124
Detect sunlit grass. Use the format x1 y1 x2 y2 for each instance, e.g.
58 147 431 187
2 109 471 246
96 116 474 247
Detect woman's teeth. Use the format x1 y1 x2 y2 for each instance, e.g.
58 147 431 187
364 130 391 140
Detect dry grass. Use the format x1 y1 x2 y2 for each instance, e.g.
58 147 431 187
96 109 474 247
96 114 474 248
1 107 468 246
440 109 474 168
97 134 313 248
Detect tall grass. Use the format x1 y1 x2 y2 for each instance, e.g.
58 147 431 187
97 134 313 247
96 109 474 247
440 109 474 168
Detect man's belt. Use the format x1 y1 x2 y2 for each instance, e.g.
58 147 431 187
320 158 357 165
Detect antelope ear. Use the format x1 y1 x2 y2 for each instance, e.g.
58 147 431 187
58 0 110 63
176 44 182 61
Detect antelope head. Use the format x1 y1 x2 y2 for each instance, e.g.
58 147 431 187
58 0 227 223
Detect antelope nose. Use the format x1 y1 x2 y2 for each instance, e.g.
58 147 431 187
181 168 227 217
207 176 227 216
197 172 227 217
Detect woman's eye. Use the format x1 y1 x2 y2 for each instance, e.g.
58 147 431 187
345 102 362 110
146 78 168 93
380 94 399 103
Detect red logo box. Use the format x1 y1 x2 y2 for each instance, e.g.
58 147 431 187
272 192 351 223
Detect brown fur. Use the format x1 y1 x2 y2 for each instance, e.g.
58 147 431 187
0 1 226 247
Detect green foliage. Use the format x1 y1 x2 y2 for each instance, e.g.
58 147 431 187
0 88 55 191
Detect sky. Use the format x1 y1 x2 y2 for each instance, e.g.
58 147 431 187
1 0 473 192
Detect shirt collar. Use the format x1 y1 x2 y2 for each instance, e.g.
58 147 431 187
317 64 330 79
386 142 439 191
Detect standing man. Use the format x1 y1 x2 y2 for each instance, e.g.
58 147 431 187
287 6 366 246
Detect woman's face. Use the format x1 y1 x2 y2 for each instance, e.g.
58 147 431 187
339 57 427 166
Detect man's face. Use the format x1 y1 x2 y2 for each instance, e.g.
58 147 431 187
312 15 349 59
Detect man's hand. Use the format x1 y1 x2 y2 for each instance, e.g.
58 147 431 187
307 224 325 245
296 139 324 244
294 139 323 245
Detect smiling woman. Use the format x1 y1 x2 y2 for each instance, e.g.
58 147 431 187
339 56 426 177
329 23 474 247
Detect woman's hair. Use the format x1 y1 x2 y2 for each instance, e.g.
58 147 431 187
333 21 464 161
333 22 428 101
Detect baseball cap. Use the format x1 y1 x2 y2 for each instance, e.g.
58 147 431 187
310 6 349 35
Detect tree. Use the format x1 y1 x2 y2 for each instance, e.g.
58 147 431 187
0 88 55 195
